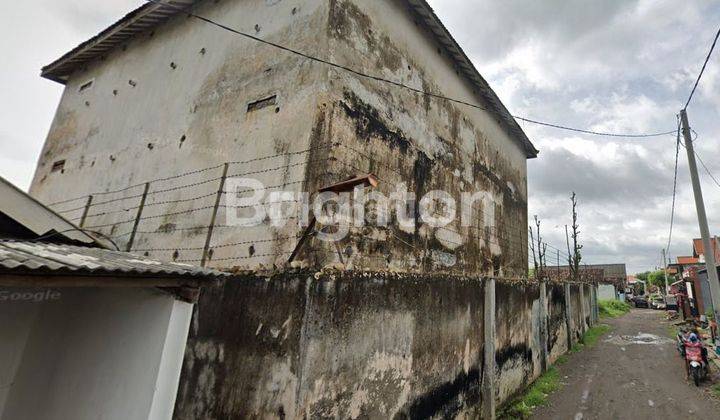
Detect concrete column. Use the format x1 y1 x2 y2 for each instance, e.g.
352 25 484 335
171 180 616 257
483 278 496 420
579 283 587 333
538 280 548 372
564 282 573 350
592 285 599 325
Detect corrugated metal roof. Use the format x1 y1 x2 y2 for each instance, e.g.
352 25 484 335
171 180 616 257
40 0 537 158
0 240 227 280
1 176 101 246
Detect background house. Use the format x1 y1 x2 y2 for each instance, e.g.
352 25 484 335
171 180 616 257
692 237 720 264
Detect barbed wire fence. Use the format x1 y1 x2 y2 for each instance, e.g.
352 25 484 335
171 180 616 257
48 142 543 276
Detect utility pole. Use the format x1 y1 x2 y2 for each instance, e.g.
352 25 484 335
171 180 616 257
681 109 720 331
662 248 669 295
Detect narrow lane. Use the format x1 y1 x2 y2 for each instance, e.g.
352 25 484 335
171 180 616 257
532 309 719 420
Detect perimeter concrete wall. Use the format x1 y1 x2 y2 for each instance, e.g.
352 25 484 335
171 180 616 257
173 272 595 419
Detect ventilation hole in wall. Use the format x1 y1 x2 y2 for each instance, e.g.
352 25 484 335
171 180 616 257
291 7 298 15
51 160 65 173
112 89 118 96
78 80 94 93
247 95 277 112
199 47 206 55
144 252 149 257
128 80 137 87
172 250 180 261
249 245 256 257
170 62 177 69
275 107 280 113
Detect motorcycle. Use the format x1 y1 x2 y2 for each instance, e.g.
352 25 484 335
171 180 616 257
685 339 708 386
676 329 687 357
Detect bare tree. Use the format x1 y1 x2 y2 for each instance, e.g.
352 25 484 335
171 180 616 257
565 192 583 281
529 215 548 280
529 226 538 278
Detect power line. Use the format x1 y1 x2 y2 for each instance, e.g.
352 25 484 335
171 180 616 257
512 116 676 138
685 25 720 109
145 0 677 139
695 148 720 189
678 131 720 189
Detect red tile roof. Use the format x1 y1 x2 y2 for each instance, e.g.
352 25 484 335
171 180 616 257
677 256 699 265
693 238 720 262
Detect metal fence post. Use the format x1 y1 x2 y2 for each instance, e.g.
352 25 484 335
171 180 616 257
79 195 94 228
201 163 230 267
483 277 496 419
126 183 150 252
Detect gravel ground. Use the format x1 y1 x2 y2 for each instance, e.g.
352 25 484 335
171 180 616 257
532 309 720 420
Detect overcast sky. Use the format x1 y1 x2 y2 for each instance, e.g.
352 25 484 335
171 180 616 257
2 1 720 274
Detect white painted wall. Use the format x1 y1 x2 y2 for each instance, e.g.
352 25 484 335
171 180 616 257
0 288 192 420
30 0 330 268
598 284 617 300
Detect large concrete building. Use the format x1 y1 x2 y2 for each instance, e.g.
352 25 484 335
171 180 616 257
23 1 573 418
33 0 536 278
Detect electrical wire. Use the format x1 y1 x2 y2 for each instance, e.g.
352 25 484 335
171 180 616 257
678 131 720 189
145 0 678 139
685 25 720 109
512 116 677 138
695 148 720 189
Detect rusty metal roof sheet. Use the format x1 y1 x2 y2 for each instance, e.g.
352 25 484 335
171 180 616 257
40 0 537 158
0 240 227 280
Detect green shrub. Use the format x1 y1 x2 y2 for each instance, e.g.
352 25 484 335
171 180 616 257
499 367 560 419
598 300 631 318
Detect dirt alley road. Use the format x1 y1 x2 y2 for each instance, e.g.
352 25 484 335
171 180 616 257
532 309 719 420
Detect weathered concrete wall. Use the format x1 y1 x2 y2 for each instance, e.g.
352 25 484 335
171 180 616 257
494 282 541 404
315 0 529 277
547 283 568 364
570 284 585 342
173 273 595 419
174 271 486 419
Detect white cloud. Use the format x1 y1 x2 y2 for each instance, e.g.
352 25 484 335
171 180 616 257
3 0 720 273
